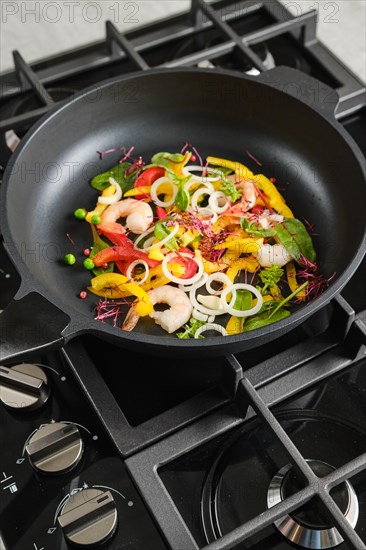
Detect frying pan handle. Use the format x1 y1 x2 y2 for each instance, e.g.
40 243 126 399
0 292 70 364
256 66 339 118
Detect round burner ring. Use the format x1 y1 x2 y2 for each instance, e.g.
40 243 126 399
267 460 359 549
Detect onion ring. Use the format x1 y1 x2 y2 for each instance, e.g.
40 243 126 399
220 283 263 317
194 323 228 338
126 260 149 285
162 252 204 286
150 177 177 207
134 222 179 252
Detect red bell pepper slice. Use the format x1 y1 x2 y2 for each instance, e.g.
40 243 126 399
251 205 265 216
134 166 165 199
92 244 159 268
116 260 128 276
156 206 168 220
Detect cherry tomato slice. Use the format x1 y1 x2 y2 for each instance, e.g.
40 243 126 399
134 166 165 199
168 248 198 280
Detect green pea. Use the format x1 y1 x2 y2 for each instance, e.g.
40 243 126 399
74 208 87 220
64 254 76 265
83 258 95 270
91 215 101 225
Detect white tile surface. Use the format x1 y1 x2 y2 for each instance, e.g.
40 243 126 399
0 0 365 82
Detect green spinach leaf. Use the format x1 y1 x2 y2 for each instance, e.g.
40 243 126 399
89 225 114 276
276 218 316 263
91 162 138 193
241 218 277 238
242 307 291 332
154 221 178 251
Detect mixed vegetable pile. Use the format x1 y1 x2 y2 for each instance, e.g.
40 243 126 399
66 145 331 339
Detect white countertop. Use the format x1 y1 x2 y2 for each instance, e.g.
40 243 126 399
1 1 365 83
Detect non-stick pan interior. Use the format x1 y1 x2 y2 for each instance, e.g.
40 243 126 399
3 70 366 338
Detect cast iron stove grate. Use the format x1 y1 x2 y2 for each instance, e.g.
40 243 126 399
1 0 365 164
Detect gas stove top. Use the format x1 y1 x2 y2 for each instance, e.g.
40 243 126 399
1 1 366 549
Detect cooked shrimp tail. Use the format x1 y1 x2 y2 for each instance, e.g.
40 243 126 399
122 284 193 334
122 303 141 332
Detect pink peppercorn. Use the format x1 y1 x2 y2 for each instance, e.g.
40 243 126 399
79 291 87 299
83 248 90 256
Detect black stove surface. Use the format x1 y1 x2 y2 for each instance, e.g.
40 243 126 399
1 1 366 549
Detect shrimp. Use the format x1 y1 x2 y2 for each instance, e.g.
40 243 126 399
229 180 258 215
122 284 193 333
254 243 291 267
240 181 258 210
99 198 153 235
257 212 284 229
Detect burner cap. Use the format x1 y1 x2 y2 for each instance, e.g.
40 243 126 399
267 460 359 549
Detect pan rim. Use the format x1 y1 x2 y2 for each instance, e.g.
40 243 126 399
1 66 366 351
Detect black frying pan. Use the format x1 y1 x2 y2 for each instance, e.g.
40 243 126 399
1 67 366 363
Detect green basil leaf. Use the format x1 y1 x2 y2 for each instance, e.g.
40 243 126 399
241 218 277 238
242 307 291 332
175 182 190 211
154 221 178 251
150 152 185 175
276 218 316 263
209 165 233 177
91 162 137 193
152 152 185 165
219 178 242 202
90 225 114 276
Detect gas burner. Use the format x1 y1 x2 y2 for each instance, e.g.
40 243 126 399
267 460 359 549
199 406 366 549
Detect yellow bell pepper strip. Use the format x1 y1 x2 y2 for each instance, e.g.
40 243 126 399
115 181 179 198
148 246 165 262
252 294 273 307
226 315 243 335
124 185 151 197
270 284 285 302
228 294 273 334
105 265 169 298
286 261 307 301
207 156 293 218
194 248 229 274
150 151 192 177
255 197 266 207
133 166 165 199
170 263 186 277
180 229 199 248
215 237 263 262
225 256 260 283
86 184 116 223
88 273 153 316
140 265 170 291
225 288 254 334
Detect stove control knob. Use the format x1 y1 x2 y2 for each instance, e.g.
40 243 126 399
26 422 83 474
58 488 118 546
0 363 50 411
